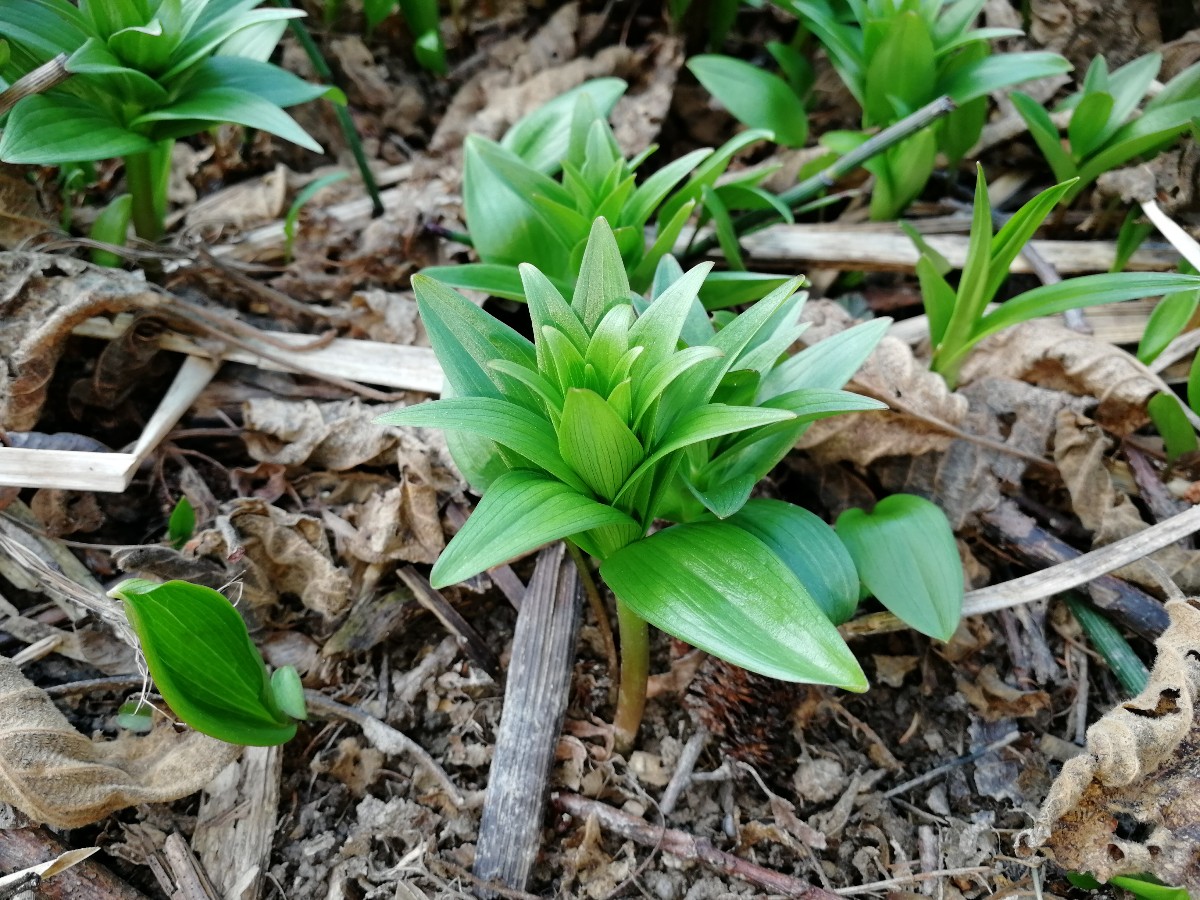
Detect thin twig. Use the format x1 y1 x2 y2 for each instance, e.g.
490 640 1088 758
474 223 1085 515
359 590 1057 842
834 866 994 896
397 566 499 680
566 541 618 705
883 731 1020 799
659 727 710 816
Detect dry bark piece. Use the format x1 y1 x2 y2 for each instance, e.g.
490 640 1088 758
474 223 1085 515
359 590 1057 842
0 656 240 828
1020 597 1200 888
0 251 164 431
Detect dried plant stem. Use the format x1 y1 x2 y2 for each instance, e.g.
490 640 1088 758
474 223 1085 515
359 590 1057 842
0 54 69 117
566 541 619 705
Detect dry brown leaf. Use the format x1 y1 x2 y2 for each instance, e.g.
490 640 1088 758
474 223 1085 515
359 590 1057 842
242 398 407 470
957 664 1051 720
0 251 164 430
1054 410 1200 593
1020 597 1200 887
0 656 240 828
182 163 288 233
193 498 351 616
349 289 427 345
1028 0 1161 71
959 320 1160 434
324 475 443 566
29 489 105 537
0 164 54 249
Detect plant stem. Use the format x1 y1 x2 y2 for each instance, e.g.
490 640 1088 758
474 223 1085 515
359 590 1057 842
123 142 171 241
274 0 385 218
612 599 649 754
684 95 958 260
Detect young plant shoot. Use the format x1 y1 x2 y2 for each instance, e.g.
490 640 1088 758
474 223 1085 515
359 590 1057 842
0 0 336 239
423 79 791 309
380 217 963 748
907 167 1200 388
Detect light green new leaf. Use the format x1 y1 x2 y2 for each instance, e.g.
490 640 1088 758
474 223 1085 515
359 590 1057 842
501 78 626 174
632 346 724 429
108 579 299 745
601 522 866 688
627 262 713 371
430 470 640 587
167 495 195 549
558 388 643 500
0 94 154 164
760 317 890 399
1068 91 1114 160
376 397 587 492
684 472 756 519
1010 92 1077 183
729 499 859 624
938 52 1072 106
1137 289 1200 364
687 54 808 147
836 494 962 640
572 218 631 330
1148 393 1198 461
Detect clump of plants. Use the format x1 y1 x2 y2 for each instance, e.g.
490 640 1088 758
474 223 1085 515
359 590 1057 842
761 0 1070 218
381 217 963 747
423 79 791 310
905 167 1200 388
1012 52 1200 205
0 0 335 240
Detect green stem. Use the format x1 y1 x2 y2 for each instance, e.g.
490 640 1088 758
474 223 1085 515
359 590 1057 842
684 95 957 260
275 0 385 218
612 599 649 754
123 141 171 241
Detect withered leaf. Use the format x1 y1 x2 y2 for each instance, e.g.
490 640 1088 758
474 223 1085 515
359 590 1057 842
0 656 239 828
1021 597 1200 888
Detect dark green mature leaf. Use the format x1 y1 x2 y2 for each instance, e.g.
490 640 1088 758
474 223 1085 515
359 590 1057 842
0 94 154 163
187 56 330 108
687 54 808 147
836 494 962 640
558 388 643 500
132 86 321 152
430 470 640 586
0 0 92 61
938 51 1072 106
108 579 299 745
601 522 866 687
729 499 859 624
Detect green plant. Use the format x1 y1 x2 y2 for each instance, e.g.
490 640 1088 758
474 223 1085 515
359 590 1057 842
362 0 445 74
905 167 1200 388
687 54 810 148
1012 53 1200 205
166 495 196 549
108 578 307 745
380 217 963 747
1067 871 1188 899
778 0 1070 218
283 170 349 261
423 79 791 309
0 0 337 239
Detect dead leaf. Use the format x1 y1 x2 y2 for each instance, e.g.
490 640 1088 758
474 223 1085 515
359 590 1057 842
959 320 1161 434
323 475 444 566
0 164 53 249
29 489 105 537
957 665 1050 720
872 655 920 688
0 251 164 430
0 656 240 828
1020 597 1200 887
1054 410 1200 593
329 36 393 110
242 398 407 470
349 289 427 345
182 163 288 234
1027 0 1161 72
193 498 351 617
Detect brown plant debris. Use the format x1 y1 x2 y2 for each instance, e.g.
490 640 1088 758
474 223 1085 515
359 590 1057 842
1021 596 1200 887
0 656 240 828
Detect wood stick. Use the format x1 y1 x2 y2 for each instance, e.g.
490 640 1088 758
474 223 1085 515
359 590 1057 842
474 544 581 895
0 828 149 900
552 792 842 899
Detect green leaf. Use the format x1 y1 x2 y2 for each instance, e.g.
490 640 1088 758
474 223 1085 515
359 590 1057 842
269 666 307 721
628 262 713 372
501 78 626 174
1065 595 1148 696
167 495 195 549
984 178 1075 302
683 472 756 519
1067 91 1114 160
421 263 533 303
117 700 154 733
600 522 866 688
701 184 745 270
89 192 132 267
938 51 1072 107
108 579 299 745
66 37 170 106
916 253 956 347
430 470 640 586
284 171 348 259
729 499 859 624
187 56 331 108
863 11 934 126
1188 351 1200 417
558 388 643 500
572 217 631 330
1011 91 1077 183
376 397 587 492
687 54 809 147
1148 392 1197 461
760 317 890 399
1109 875 1189 900
132 86 322 152
656 128 771 226
0 0 91 61
836 494 963 640
0 94 154 164
632 346 724 429
624 148 712 229
1137 289 1199 363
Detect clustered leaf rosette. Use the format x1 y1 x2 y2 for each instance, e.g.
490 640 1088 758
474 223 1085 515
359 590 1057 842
423 80 790 310
0 0 332 165
380 217 899 690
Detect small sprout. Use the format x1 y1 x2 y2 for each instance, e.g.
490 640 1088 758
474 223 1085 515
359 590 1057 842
166 496 195 550
116 700 154 733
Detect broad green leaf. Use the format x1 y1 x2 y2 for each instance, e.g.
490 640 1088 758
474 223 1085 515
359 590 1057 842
501 78 626 174
973 273 1200 343
160 7 305 79
628 262 713 371
186 56 330 108
108 579 299 745
1148 392 1197 461
729 499 859 624
601 522 866 688
1137 289 1199 363
715 182 795 224
430 470 639 586
1146 59 1200 112
421 263 536 303
132 86 322 152
1067 91 1114 160
1010 91 1077 183
520 263 589 359
376 397 587 492
541 325 587 395
867 128 936 219
0 0 91 61
656 128 772 226
624 148 712 228
684 472 756 519
836 494 962 640
215 15 289 62
760 317 890 400
89 192 132 267
863 11 934 126
1102 52 1162 141
698 272 793 310
0 94 154 164
66 37 170 106
489 359 564 419
558 388 643 500
687 54 808 147
167 495 195 549
269 666 307 721
632 346 724 429
631 199 696 291
572 217 631 330
938 51 1072 106
916 254 956 347
1072 104 1200 197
